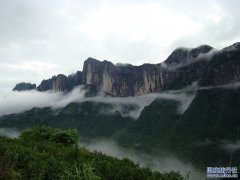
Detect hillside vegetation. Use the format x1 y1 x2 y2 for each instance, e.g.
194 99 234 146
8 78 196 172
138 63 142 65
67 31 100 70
0 126 184 180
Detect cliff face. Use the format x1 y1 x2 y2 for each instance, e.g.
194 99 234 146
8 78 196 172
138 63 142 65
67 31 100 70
37 72 82 92
81 58 207 96
81 43 240 96
164 44 213 66
14 43 240 96
200 43 240 86
82 58 165 96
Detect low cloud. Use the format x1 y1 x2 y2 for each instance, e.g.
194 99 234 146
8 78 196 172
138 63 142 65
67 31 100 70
1 81 239 119
0 87 86 116
221 140 240 153
162 48 217 71
195 139 214 147
0 128 21 138
0 85 196 119
199 81 240 90
82 91 196 119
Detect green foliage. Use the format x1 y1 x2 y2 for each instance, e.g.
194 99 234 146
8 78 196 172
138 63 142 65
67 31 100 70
82 163 101 180
0 127 184 180
20 126 80 146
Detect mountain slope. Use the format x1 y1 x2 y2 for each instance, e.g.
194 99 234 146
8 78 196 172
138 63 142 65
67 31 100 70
0 126 184 179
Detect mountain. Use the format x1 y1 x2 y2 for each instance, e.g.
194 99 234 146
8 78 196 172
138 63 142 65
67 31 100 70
6 42 240 177
37 71 83 92
13 82 36 91
164 44 213 65
13 43 240 96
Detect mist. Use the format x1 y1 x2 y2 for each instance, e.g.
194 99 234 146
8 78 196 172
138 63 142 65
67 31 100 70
199 81 240 90
161 48 217 71
0 124 207 179
0 85 196 119
0 88 84 116
0 128 21 138
79 139 206 180
1 81 239 119
221 140 240 153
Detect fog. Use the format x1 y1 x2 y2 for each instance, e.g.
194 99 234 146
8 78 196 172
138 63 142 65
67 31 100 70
199 81 240 90
0 81 239 119
79 139 206 180
0 85 196 119
161 43 240 71
0 88 83 116
0 128 21 138
221 140 240 153
162 48 217 71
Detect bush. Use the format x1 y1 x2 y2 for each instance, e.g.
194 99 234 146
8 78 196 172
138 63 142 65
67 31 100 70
20 126 80 146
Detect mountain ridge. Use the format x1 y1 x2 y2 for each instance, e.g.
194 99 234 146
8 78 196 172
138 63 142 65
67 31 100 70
13 42 240 96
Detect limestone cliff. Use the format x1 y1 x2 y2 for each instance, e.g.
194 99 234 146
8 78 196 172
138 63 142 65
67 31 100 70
37 71 82 92
13 42 240 96
81 43 240 96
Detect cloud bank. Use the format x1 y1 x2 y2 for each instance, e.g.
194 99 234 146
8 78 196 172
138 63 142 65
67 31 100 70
1 81 240 119
0 86 196 119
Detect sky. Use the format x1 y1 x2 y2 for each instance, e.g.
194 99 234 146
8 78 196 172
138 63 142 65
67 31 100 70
0 0 240 92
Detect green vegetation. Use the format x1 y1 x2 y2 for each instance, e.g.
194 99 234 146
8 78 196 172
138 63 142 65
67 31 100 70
0 126 184 180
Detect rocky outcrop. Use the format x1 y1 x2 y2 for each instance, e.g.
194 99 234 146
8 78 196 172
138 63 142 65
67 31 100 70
81 58 208 96
164 45 214 66
37 71 83 92
13 82 36 91
81 43 240 96
82 58 166 96
13 43 240 96
200 42 240 86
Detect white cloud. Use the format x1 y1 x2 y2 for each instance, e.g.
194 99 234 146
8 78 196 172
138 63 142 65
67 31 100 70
76 2 202 47
1 81 239 119
6 61 60 74
0 85 196 119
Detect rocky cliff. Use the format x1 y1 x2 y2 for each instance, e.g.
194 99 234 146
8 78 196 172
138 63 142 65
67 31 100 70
13 42 240 96
82 58 164 96
81 43 240 95
37 71 82 92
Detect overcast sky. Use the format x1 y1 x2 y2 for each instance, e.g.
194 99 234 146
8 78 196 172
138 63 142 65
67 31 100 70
0 0 239 92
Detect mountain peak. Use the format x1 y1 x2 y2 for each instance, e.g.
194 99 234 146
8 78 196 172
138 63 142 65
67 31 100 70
84 57 113 65
195 44 214 51
85 57 101 63
165 44 214 66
